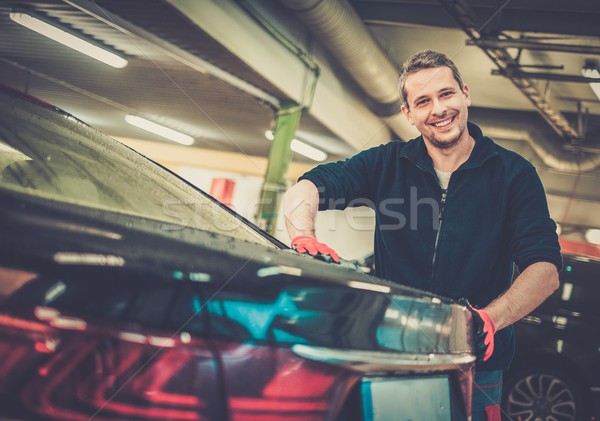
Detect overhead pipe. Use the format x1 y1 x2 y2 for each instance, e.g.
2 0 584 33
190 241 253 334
277 0 401 116
277 0 418 140
470 108 600 173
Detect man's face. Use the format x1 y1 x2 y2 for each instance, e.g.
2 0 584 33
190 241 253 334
401 66 471 150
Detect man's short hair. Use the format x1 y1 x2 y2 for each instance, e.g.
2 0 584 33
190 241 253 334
399 50 464 107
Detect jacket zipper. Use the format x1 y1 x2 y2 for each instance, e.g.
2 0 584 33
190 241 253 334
430 189 447 287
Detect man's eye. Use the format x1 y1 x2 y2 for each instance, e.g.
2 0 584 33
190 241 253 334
416 99 428 106
441 91 454 97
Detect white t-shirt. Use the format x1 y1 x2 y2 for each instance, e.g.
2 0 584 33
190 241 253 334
434 168 452 190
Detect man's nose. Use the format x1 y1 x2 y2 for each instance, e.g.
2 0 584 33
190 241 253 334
432 98 447 115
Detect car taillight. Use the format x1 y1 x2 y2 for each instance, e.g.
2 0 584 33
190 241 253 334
16 332 223 421
457 366 474 418
216 343 359 421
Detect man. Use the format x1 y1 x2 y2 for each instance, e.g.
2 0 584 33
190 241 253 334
283 50 561 420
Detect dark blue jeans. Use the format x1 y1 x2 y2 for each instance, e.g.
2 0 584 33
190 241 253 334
472 370 503 421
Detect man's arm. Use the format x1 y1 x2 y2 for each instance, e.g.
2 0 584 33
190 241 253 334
283 180 341 262
485 163 561 331
484 261 559 331
283 179 319 239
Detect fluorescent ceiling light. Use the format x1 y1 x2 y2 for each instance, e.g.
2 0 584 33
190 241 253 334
585 228 600 245
291 139 327 162
9 9 128 69
264 130 327 162
125 115 194 146
581 64 600 101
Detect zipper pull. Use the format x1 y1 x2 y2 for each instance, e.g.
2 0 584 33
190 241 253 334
438 191 447 222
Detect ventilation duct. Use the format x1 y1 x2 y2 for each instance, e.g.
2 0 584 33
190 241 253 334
471 108 600 173
278 0 401 114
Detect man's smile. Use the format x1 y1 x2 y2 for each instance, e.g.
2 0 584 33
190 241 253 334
431 115 455 128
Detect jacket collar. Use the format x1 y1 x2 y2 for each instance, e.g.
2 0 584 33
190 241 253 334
398 121 498 172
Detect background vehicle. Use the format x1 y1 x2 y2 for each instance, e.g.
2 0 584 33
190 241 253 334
0 85 476 420
502 254 600 421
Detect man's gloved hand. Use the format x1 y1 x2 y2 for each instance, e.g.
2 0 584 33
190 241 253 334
291 235 340 263
458 298 496 362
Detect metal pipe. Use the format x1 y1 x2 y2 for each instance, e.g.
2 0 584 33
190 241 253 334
256 103 303 234
278 0 402 115
470 108 600 173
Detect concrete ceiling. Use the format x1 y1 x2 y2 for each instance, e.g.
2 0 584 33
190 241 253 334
1 0 599 237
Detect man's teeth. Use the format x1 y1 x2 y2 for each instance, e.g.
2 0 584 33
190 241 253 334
434 118 452 127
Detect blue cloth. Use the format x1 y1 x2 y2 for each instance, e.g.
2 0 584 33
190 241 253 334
299 122 562 370
473 370 503 421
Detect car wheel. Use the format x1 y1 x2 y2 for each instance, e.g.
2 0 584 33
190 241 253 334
502 368 586 421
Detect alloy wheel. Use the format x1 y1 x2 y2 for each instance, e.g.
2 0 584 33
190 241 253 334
504 373 576 421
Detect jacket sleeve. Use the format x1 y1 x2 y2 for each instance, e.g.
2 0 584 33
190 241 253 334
298 145 383 211
506 165 562 272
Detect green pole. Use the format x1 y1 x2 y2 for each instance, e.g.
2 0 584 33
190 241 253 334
256 102 302 235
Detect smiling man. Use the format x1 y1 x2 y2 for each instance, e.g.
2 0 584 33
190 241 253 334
401 66 471 153
284 50 562 420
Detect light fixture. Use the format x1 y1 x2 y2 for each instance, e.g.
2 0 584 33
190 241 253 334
9 9 128 69
125 115 195 146
264 130 327 162
581 61 600 101
290 139 327 161
585 228 600 245
264 130 275 141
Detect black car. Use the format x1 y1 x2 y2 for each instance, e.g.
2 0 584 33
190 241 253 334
502 253 600 421
0 85 477 421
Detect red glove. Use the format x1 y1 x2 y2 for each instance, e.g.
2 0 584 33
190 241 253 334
459 298 496 362
291 235 340 263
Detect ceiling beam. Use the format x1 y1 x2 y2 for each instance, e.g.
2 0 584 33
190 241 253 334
492 69 600 84
438 0 581 140
469 38 600 56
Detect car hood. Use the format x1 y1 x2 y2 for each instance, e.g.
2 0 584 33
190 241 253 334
0 188 472 357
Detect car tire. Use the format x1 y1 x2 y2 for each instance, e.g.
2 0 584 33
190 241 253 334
501 366 588 421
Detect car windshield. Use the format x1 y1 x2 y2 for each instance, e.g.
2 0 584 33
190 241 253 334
0 87 275 248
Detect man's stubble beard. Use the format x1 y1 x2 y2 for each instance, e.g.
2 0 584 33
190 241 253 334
427 119 467 151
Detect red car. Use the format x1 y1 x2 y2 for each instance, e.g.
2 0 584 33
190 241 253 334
0 85 476 420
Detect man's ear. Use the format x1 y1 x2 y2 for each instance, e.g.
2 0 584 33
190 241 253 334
401 104 414 125
462 83 471 107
